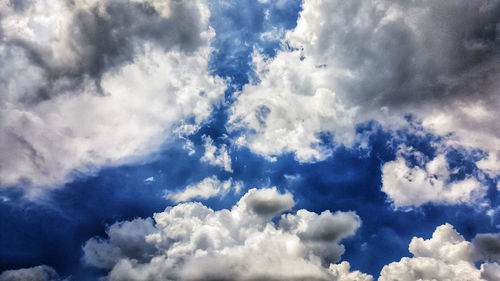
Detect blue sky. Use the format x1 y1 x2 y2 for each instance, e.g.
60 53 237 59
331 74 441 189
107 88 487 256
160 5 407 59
1 1 500 280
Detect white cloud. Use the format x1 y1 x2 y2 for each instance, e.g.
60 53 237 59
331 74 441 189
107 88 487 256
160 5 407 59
0 265 61 281
0 0 226 192
227 0 500 177
201 135 233 172
329 262 373 281
381 153 488 208
228 51 358 162
164 176 241 203
379 223 500 281
83 187 363 281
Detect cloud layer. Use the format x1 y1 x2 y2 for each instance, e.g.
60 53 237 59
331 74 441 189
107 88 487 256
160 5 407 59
83 187 363 281
0 0 225 191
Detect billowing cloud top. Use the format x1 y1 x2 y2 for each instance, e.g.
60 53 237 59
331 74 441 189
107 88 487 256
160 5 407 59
0 0 225 191
379 224 500 281
83 187 363 281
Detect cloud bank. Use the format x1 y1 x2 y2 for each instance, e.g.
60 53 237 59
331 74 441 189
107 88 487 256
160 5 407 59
0 0 225 191
228 0 500 175
83 187 364 281
83 186 500 281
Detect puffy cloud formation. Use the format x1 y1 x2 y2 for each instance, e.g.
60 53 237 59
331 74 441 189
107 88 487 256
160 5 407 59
201 135 233 172
83 187 363 280
0 265 61 281
329 262 373 281
381 154 487 207
164 176 241 203
0 0 225 190
228 0 500 171
379 224 500 281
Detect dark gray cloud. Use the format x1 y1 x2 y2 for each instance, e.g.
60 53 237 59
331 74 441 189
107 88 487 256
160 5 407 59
286 0 500 109
238 187 295 219
2 0 210 102
473 233 500 262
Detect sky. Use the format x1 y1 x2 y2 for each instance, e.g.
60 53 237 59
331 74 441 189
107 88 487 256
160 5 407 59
0 0 500 280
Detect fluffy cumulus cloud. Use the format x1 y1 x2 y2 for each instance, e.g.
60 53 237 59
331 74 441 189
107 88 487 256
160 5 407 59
83 187 365 281
329 262 373 281
0 265 61 281
164 176 241 203
379 224 500 281
228 0 500 174
382 153 487 208
200 135 233 172
0 0 226 191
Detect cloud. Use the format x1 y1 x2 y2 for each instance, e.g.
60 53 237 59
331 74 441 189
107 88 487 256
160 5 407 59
328 262 373 281
482 262 500 281
201 135 233 172
379 223 500 281
83 187 363 280
164 176 241 203
0 0 226 191
0 265 61 281
473 233 500 262
381 153 487 208
227 0 500 174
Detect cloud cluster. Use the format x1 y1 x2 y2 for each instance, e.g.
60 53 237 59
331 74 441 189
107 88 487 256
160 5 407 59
11 221 500 281
164 176 241 203
0 0 226 191
228 0 500 173
379 224 500 281
83 187 364 280
0 265 61 281
381 153 487 208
